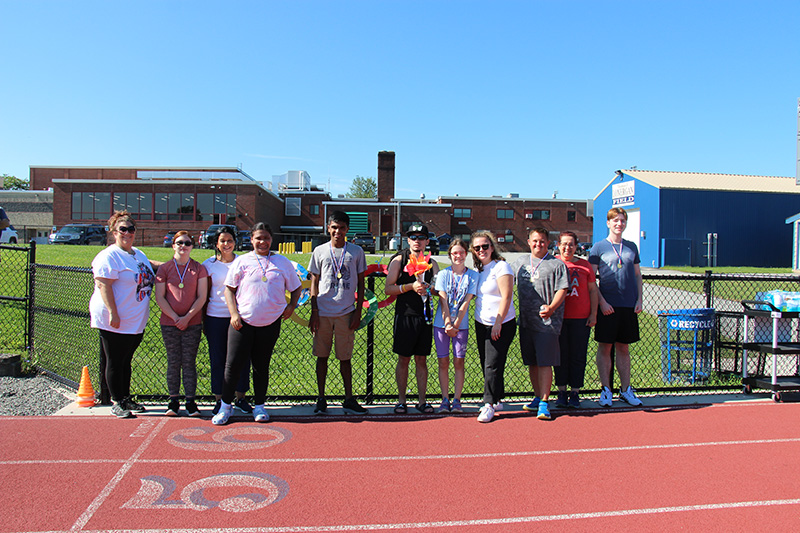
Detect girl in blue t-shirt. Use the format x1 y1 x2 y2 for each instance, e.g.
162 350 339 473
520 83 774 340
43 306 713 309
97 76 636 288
433 239 478 413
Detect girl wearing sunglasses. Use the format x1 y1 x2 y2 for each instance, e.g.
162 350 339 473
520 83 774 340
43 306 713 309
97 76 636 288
154 231 209 417
471 230 516 423
89 211 161 418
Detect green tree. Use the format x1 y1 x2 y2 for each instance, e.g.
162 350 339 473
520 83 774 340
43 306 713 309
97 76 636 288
346 175 377 198
1 174 29 190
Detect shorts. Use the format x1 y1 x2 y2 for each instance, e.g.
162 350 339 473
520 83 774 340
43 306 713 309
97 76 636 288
434 327 468 358
312 315 356 361
594 306 640 344
519 327 561 367
392 314 432 357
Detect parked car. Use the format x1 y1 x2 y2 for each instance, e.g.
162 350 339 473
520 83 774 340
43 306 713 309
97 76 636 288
238 230 253 251
162 231 178 247
351 232 376 254
437 233 452 249
52 224 106 245
426 232 440 255
0 225 19 244
201 224 238 250
578 242 592 256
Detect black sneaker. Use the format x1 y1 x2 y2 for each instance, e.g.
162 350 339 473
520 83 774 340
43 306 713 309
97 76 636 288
165 399 180 417
555 391 568 408
123 397 146 413
185 399 201 417
212 399 222 415
234 397 253 413
342 397 367 415
314 397 328 415
111 403 134 419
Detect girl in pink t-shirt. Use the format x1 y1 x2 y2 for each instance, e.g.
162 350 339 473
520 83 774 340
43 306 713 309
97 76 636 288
212 223 302 425
155 230 208 417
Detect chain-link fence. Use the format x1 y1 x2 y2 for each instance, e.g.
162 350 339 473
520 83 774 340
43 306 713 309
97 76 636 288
0 243 32 355
15 262 800 403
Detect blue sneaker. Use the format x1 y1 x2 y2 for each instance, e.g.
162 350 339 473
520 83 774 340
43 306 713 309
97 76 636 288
537 400 551 420
522 397 541 412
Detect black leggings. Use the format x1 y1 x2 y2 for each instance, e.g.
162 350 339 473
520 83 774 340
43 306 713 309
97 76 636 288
474 319 517 405
222 319 281 405
99 329 144 403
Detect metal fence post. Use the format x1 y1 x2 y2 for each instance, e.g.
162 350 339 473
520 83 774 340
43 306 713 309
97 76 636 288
365 275 375 404
26 241 36 359
704 270 713 309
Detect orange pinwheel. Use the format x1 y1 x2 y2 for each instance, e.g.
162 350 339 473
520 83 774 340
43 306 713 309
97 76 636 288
404 253 432 278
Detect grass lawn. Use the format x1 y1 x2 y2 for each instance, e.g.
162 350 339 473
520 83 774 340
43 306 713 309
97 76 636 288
3 243 759 401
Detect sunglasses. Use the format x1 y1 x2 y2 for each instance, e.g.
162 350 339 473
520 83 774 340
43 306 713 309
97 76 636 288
408 234 428 241
474 243 491 251
116 225 136 234
174 241 193 247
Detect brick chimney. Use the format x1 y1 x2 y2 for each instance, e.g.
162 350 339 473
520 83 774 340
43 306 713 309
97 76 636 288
377 151 395 202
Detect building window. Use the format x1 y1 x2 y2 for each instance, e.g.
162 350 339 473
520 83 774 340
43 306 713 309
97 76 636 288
196 193 237 223
72 192 111 220
454 208 471 218
497 209 514 220
530 210 550 220
310 204 320 216
114 192 153 220
285 197 301 217
567 210 576 222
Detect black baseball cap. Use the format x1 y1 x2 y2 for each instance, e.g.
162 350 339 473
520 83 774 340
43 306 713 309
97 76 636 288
406 224 429 237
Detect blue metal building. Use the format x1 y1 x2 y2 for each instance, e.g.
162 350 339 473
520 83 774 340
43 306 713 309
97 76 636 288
593 169 800 268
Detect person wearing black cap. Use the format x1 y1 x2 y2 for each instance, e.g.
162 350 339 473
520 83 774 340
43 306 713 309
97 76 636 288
385 224 439 414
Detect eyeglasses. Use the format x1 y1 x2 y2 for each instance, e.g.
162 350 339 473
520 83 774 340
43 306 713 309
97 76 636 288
174 241 193 247
116 226 136 233
408 235 428 241
474 243 491 251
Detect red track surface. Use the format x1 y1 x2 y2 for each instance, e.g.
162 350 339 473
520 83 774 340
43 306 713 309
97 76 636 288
2 402 800 532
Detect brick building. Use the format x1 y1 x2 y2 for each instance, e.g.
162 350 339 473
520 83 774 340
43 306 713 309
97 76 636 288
29 154 593 251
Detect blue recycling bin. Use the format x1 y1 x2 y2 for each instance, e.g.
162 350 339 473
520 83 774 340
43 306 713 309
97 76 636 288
657 308 715 384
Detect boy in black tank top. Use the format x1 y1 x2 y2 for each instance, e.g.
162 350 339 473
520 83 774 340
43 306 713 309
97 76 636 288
385 225 439 414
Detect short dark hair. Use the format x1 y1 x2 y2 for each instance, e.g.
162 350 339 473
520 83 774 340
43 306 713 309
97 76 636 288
559 231 578 245
328 210 350 227
528 227 548 239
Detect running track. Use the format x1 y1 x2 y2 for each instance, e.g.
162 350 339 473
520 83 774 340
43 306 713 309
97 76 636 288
2 401 799 532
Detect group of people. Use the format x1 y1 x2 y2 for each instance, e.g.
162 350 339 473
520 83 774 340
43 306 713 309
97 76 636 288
89 206 643 424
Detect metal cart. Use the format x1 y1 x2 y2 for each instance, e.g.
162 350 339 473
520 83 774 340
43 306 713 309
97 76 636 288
741 300 800 402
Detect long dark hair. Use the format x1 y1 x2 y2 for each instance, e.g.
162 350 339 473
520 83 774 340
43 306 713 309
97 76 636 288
470 230 504 272
211 225 237 261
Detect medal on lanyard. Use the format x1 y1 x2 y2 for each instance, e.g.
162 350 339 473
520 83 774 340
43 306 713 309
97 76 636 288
450 270 467 306
256 253 270 282
609 239 624 269
530 252 548 283
174 259 190 289
330 243 345 279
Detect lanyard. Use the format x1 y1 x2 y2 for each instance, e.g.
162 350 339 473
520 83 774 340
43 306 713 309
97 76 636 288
330 242 346 279
529 252 549 282
255 252 270 282
174 259 190 289
449 268 468 305
608 238 624 268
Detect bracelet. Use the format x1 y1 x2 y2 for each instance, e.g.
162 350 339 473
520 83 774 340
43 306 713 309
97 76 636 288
402 284 408 294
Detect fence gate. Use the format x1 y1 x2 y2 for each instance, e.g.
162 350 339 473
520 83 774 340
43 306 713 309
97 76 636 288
0 242 34 357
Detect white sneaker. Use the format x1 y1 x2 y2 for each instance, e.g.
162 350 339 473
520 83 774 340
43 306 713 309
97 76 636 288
477 403 495 423
212 402 232 425
253 404 269 422
619 386 643 406
598 387 613 408
493 402 504 412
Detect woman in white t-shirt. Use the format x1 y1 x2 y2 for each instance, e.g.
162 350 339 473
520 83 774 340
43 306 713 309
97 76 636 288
212 222 302 425
201 226 251 416
89 211 161 419
471 230 516 423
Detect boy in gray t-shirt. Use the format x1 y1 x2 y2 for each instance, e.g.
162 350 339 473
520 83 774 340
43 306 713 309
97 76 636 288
308 211 367 415
511 228 568 420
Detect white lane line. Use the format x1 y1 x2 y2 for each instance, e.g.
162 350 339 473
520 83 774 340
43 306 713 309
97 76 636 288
5 436 800 467
69 418 168 532
65 498 800 532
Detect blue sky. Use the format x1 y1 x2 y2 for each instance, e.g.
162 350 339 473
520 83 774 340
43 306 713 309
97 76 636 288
1 0 798 200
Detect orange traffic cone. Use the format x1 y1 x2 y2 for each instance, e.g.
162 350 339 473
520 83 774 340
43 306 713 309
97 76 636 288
77 366 96 407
